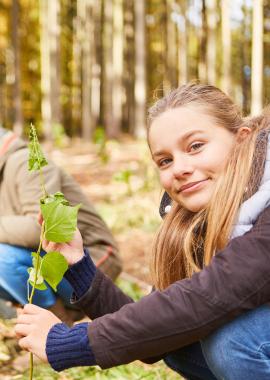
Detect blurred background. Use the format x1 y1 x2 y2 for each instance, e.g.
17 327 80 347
0 0 268 142
0 1 269 378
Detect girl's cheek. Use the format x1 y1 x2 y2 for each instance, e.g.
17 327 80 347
160 173 172 190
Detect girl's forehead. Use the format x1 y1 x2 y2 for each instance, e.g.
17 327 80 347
149 107 216 139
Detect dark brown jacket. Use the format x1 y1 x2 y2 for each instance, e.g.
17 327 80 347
73 204 270 369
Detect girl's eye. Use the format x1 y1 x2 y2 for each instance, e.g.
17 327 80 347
189 142 204 152
159 158 172 167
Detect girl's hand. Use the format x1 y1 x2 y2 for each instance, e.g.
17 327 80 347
15 304 61 362
38 213 84 265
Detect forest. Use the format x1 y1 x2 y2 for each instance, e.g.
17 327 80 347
0 0 268 141
0 1 269 379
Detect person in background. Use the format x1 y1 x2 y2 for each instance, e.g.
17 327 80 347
16 83 270 379
0 127 122 323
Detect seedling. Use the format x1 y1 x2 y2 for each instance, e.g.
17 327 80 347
27 125 80 379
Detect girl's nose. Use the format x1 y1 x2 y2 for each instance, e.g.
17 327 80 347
172 156 194 178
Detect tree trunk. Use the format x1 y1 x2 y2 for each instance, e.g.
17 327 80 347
112 0 124 137
103 0 114 138
251 0 263 115
40 0 52 139
241 1 250 114
221 0 231 95
91 0 102 134
71 3 82 136
177 0 188 85
49 0 61 126
166 0 177 87
122 0 135 134
11 0 23 136
134 0 146 138
198 0 207 82
78 0 93 141
206 0 217 85
39 0 61 141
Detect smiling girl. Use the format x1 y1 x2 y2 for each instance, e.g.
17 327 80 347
15 83 270 380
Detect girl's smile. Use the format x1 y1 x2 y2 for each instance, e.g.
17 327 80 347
177 178 210 194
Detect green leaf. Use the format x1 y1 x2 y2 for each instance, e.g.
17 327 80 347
28 124 48 171
41 196 80 243
41 251 68 291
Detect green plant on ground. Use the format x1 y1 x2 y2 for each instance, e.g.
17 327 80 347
113 168 134 196
93 127 109 163
27 125 80 380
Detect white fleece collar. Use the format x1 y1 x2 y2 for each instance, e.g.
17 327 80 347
231 133 270 238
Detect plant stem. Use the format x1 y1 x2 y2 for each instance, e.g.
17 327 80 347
29 353 33 380
28 222 45 303
28 221 45 380
40 168 48 198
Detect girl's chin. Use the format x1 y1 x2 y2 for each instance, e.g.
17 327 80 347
177 195 211 212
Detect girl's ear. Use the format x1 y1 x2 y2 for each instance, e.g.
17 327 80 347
236 127 251 142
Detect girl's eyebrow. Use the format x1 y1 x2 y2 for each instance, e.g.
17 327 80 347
152 129 204 158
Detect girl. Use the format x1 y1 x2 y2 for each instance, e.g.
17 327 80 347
15 83 270 380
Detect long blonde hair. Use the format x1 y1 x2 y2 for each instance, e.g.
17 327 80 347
148 83 269 290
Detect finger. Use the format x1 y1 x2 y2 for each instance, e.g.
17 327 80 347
15 323 32 337
38 213 43 226
42 240 58 253
18 336 30 351
23 303 45 315
17 308 23 316
16 313 35 324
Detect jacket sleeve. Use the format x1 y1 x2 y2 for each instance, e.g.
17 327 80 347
0 150 62 248
84 206 270 369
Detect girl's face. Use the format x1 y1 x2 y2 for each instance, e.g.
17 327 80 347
149 106 239 212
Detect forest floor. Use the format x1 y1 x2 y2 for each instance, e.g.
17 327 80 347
0 137 181 379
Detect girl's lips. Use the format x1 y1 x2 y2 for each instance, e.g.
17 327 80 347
178 179 209 193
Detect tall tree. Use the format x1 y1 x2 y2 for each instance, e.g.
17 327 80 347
112 0 124 137
71 1 82 136
134 0 146 138
206 0 217 85
122 0 135 133
79 0 93 140
90 0 102 133
177 0 188 85
241 1 250 114
166 0 177 87
251 0 263 115
221 0 231 95
198 0 207 82
11 0 23 135
103 0 115 137
39 0 61 140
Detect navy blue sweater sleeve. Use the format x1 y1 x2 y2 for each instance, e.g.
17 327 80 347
47 250 97 371
64 249 96 299
46 322 96 371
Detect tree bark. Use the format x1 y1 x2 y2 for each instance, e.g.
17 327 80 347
177 0 188 85
198 0 207 82
221 0 231 95
103 0 114 137
11 0 23 136
251 0 263 115
112 0 124 137
134 0 146 138
206 0 217 85
39 0 61 141
79 0 93 140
